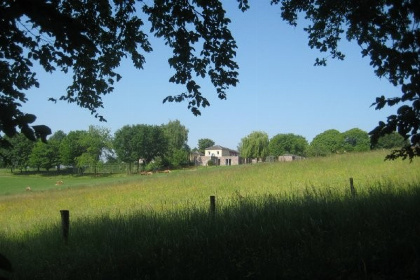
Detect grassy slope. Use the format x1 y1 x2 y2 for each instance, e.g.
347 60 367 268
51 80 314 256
1 151 420 279
0 170 142 196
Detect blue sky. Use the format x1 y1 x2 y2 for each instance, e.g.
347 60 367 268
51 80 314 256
22 1 400 150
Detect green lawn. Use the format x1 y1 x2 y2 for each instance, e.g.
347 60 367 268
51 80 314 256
0 169 144 196
1 151 419 279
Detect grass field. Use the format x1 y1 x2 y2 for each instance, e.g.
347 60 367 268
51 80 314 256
1 151 420 279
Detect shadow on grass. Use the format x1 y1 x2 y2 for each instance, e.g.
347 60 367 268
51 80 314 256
1 185 420 280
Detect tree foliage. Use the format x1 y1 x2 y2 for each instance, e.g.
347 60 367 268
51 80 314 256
342 128 370 152
198 138 215 154
76 126 112 173
3 0 419 161
29 140 51 171
0 0 239 146
2 133 34 172
308 129 344 157
113 124 168 173
270 0 420 159
161 120 189 167
373 131 409 150
269 133 308 157
59 130 87 169
47 130 66 170
308 128 372 156
239 131 269 161
113 125 141 173
162 120 189 152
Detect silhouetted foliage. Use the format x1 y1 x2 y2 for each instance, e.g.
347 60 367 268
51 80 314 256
2 0 418 161
270 0 420 159
0 0 239 146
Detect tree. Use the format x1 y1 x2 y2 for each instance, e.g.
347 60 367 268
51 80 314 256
28 140 48 171
269 0 420 159
77 126 113 174
342 128 370 152
114 125 140 174
308 129 344 157
161 120 190 167
114 124 167 173
198 138 215 154
167 148 190 168
269 133 308 157
28 130 65 171
239 131 269 161
373 132 409 150
137 125 167 166
48 130 66 171
1 0 239 146
162 120 189 152
5 133 34 172
59 130 88 171
4 1 418 160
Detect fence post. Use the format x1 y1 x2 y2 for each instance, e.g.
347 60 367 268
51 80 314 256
349 178 356 197
60 210 70 244
210 196 216 217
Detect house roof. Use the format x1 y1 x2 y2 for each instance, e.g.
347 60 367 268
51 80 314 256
205 145 238 153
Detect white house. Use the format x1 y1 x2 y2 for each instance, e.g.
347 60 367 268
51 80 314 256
193 145 241 166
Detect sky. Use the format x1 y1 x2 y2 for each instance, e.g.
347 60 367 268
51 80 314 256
21 1 401 150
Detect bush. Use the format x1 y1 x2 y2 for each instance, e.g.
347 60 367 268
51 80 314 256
145 157 165 171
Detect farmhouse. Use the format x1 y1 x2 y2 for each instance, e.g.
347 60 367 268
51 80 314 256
193 145 242 166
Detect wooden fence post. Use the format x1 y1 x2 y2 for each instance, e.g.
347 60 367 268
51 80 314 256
210 196 216 217
349 178 356 197
60 210 70 244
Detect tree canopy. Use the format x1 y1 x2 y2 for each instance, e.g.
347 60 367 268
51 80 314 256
373 131 409 150
198 138 215 154
113 124 168 172
269 133 308 157
1 0 239 145
270 0 420 159
1 0 419 160
308 129 344 157
342 128 370 152
239 131 269 161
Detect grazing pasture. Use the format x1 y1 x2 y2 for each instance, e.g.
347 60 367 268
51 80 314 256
0 151 419 279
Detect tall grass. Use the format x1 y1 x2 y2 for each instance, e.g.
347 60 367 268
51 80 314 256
1 184 419 279
1 151 420 279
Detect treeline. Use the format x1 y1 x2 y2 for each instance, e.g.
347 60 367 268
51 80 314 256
0 123 408 173
0 120 190 173
238 128 408 161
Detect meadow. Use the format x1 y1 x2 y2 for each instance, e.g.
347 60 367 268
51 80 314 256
0 150 419 279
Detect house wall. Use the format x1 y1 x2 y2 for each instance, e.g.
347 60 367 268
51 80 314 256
278 155 305 162
195 155 241 166
206 148 231 157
